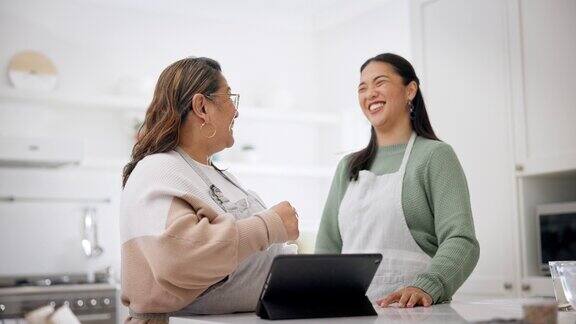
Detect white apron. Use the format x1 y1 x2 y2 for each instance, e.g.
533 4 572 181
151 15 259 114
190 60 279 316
172 149 295 315
338 132 431 302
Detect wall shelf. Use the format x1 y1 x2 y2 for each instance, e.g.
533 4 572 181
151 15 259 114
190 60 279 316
78 158 335 178
0 87 147 112
0 88 340 125
78 158 129 170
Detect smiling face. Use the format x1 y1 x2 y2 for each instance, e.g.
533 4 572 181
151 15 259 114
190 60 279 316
204 76 239 150
358 61 415 132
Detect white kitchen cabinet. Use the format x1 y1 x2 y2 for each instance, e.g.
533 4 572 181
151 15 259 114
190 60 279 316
411 0 576 298
410 0 520 297
512 0 576 176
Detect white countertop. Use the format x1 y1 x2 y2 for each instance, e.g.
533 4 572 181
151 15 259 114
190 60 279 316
170 298 576 324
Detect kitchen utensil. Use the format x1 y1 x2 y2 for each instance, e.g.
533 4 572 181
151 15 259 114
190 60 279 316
81 207 103 258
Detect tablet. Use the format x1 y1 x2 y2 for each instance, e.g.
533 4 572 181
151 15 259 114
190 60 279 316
256 253 382 320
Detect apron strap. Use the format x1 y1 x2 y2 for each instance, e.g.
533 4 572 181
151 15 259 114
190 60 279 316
175 147 215 188
398 131 417 175
174 147 266 211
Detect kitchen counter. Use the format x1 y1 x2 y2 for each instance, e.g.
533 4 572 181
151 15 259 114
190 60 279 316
170 298 576 324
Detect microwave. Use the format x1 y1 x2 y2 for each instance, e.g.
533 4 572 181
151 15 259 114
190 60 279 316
537 201 576 273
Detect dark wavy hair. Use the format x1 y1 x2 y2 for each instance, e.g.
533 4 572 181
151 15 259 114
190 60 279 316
122 57 222 187
347 53 439 181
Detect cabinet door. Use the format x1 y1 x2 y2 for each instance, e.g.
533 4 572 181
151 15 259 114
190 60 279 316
411 0 520 296
513 0 576 175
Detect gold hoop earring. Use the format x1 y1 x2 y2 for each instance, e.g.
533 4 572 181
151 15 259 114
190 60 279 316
201 122 217 139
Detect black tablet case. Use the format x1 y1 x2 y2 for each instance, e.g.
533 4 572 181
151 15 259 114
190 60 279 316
256 254 382 320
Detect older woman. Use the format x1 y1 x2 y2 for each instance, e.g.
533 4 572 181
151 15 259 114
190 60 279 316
120 57 299 322
315 53 479 308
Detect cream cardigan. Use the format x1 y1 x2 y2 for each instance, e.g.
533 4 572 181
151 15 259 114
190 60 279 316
120 150 288 315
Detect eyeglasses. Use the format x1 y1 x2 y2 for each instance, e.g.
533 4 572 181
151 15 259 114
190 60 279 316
207 93 240 109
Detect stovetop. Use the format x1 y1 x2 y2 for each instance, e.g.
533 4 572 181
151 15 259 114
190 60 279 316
0 272 110 288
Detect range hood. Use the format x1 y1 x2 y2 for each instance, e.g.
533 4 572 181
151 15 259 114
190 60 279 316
0 137 83 167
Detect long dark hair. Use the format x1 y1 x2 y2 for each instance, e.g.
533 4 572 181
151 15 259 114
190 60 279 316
347 53 439 181
122 57 222 187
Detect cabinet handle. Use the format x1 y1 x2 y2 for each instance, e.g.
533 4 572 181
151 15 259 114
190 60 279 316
522 283 531 292
503 282 513 291
515 164 524 172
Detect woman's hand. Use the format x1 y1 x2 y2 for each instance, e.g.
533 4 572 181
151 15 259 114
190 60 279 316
271 201 299 241
377 286 432 308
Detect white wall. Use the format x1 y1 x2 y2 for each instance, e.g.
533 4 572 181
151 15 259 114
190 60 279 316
236 0 412 233
316 0 412 154
0 0 319 109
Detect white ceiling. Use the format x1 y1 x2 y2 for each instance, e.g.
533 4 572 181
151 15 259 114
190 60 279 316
79 0 391 31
